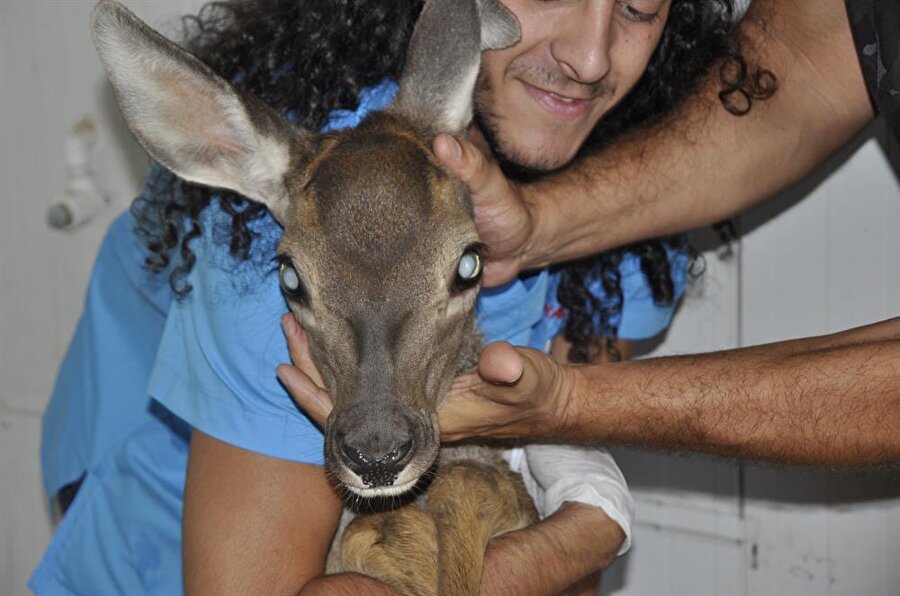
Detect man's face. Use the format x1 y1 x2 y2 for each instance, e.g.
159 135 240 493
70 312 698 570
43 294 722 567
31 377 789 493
475 0 672 172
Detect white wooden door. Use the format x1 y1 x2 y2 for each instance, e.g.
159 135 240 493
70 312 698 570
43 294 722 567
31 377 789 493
740 126 900 596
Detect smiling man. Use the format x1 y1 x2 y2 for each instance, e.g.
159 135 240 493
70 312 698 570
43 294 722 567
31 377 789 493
475 0 672 171
33 1 757 595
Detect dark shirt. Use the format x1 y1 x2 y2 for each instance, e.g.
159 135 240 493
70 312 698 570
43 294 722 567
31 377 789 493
846 0 900 140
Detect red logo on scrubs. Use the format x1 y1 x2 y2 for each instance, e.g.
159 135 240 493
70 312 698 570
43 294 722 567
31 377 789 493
544 304 565 319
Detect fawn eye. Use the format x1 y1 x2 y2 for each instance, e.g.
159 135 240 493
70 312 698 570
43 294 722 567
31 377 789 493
458 251 482 280
281 262 300 290
278 259 307 304
452 246 484 294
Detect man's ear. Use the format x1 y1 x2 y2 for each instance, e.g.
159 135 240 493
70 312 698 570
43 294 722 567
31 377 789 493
91 0 315 223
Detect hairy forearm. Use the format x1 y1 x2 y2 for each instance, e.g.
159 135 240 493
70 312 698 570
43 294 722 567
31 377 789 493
521 0 873 267
563 318 900 465
480 503 624 596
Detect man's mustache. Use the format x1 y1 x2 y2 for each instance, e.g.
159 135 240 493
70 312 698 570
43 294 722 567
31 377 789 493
507 64 613 99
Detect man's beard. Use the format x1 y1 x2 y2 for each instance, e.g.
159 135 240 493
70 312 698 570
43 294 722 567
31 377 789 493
472 70 558 183
472 67 613 182
472 111 546 183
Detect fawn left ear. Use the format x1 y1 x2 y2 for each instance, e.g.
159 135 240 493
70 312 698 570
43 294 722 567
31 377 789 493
91 0 315 224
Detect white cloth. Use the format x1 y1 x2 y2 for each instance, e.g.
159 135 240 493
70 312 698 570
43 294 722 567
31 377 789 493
503 445 635 556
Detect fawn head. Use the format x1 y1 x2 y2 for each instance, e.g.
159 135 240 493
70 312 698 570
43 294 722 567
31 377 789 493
91 0 520 497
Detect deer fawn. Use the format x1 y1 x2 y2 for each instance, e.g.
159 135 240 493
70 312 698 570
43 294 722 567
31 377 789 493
91 0 538 593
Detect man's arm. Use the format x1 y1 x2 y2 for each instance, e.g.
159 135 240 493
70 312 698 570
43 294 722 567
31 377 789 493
183 431 397 596
441 317 900 466
477 337 635 596
435 0 875 285
481 503 623 596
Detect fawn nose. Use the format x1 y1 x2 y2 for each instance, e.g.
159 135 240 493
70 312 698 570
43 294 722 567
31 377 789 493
339 438 414 488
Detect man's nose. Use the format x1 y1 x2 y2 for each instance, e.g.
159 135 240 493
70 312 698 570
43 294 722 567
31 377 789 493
550 4 612 84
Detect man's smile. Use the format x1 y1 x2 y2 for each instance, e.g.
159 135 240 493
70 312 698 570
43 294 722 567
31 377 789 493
518 79 596 120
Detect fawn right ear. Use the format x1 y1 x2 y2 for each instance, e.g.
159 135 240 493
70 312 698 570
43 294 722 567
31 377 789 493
391 0 520 137
91 0 313 224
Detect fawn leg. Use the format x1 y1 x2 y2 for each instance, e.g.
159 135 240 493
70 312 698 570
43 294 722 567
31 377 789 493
426 461 538 596
340 504 439 596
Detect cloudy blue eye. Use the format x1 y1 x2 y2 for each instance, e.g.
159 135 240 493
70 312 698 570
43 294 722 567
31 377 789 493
458 251 482 280
452 246 484 294
278 258 307 304
281 262 300 289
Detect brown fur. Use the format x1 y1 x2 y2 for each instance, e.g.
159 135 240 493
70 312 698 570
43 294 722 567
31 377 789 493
332 452 538 596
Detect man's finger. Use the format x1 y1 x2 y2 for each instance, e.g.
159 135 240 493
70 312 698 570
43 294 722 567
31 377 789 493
433 133 506 201
478 342 526 385
281 312 324 387
276 364 333 427
282 313 303 361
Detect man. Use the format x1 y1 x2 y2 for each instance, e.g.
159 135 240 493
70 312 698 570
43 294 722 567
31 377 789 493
34 1 744 595
285 0 900 467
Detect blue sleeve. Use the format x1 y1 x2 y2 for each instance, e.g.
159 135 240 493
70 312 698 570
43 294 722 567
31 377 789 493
147 201 324 464
603 244 689 340
533 242 690 348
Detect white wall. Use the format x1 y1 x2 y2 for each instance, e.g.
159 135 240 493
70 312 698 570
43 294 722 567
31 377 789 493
0 2 201 594
2 1 899 595
740 127 900 596
603 125 900 596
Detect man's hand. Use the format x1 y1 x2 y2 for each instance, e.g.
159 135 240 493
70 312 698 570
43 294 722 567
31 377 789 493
441 342 574 442
278 313 575 442
433 133 535 287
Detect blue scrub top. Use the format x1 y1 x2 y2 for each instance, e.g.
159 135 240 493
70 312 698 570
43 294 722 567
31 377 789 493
31 79 687 595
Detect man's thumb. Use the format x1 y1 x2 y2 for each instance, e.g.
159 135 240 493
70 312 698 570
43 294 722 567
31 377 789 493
434 133 494 193
478 342 526 385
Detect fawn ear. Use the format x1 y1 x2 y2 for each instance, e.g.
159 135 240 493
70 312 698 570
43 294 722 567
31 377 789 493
391 0 520 137
91 0 313 224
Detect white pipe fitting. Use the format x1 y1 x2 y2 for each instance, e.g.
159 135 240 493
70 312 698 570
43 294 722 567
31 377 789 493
47 116 110 230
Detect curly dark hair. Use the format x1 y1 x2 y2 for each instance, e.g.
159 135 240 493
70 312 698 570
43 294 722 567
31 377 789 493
131 0 421 295
131 0 775 361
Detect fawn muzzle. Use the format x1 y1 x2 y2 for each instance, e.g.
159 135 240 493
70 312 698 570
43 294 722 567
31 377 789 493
339 440 414 488
327 398 440 496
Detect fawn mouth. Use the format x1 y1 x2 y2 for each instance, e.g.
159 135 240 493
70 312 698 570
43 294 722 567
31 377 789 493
335 443 438 497
345 477 421 498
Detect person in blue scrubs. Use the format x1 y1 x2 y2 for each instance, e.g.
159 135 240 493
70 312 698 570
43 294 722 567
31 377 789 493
32 0 738 592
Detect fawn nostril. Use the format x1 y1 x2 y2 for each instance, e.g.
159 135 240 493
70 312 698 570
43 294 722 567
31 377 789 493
339 439 415 488
381 439 413 465
340 443 372 469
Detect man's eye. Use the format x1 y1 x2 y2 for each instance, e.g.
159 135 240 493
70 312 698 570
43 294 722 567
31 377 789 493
279 260 308 304
617 1 660 23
